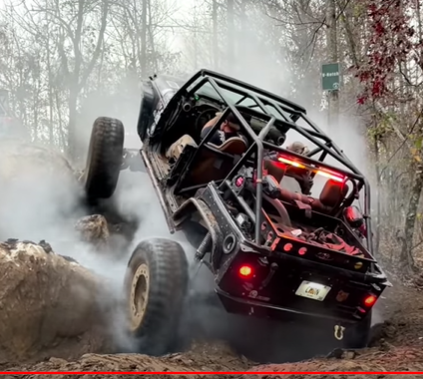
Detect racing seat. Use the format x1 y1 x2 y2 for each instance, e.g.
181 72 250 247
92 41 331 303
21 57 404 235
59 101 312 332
177 136 248 190
278 179 347 215
262 159 347 215
166 134 198 162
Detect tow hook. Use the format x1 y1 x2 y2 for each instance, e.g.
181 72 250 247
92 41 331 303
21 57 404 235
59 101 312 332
334 324 345 340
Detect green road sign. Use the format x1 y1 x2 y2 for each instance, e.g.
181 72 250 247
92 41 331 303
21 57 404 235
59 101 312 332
322 63 340 91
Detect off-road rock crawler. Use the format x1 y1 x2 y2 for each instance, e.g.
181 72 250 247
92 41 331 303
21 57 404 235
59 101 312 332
99 69 391 353
124 238 188 355
83 117 124 200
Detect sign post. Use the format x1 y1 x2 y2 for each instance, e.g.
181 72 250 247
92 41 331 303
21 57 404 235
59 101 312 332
321 63 340 130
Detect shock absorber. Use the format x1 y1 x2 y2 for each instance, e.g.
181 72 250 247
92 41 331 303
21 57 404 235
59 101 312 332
195 232 212 260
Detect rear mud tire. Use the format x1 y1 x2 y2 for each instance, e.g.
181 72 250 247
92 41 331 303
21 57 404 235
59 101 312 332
343 311 372 349
124 238 189 355
84 117 124 200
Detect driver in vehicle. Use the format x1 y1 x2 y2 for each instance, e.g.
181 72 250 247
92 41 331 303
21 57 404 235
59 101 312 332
284 141 314 194
166 109 251 162
200 110 250 147
264 140 314 195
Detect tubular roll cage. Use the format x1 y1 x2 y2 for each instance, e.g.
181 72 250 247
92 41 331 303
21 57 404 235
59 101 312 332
170 69 374 256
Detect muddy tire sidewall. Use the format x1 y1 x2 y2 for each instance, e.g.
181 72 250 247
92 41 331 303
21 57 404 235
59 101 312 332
84 117 124 200
124 238 189 355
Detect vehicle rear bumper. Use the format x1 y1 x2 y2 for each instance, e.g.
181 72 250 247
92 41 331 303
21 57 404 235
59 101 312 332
216 287 361 325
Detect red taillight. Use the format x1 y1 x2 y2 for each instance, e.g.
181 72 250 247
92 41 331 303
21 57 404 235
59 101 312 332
364 294 377 307
239 265 253 278
283 243 293 252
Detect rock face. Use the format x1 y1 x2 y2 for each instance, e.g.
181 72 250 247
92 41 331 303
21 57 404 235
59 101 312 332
0 240 115 364
0 142 77 181
74 215 110 249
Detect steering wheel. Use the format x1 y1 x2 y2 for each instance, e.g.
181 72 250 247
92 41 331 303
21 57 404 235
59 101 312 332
195 105 220 130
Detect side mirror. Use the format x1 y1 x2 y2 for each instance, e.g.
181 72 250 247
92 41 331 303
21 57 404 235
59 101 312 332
344 205 364 228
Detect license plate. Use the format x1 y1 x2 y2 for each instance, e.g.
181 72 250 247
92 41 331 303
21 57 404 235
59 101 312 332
295 281 331 301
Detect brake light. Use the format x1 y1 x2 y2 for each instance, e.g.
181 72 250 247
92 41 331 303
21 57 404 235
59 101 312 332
316 169 344 183
364 294 377 307
239 265 253 278
283 243 293 252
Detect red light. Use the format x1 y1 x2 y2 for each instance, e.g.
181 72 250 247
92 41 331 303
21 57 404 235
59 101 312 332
235 176 244 187
239 265 253 277
276 154 345 183
283 243 293 252
364 294 377 307
316 169 345 183
278 155 305 168
298 247 307 256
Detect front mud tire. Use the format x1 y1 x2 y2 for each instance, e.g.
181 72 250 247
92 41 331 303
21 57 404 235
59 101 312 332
83 117 124 200
124 238 189 355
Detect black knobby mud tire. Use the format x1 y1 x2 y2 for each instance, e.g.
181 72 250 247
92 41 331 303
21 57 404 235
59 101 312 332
84 117 124 200
124 238 189 355
343 310 372 349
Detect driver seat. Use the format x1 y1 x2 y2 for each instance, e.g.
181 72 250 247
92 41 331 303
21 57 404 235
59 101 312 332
179 137 248 189
189 137 248 184
208 137 248 155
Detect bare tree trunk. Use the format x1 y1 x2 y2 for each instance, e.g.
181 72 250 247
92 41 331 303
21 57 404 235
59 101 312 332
67 0 109 159
326 0 339 129
341 3 359 67
141 0 147 76
373 137 381 255
147 0 158 72
47 37 54 145
227 0 235 73
416 0 422 83
212 0 218 70
401 160 423 273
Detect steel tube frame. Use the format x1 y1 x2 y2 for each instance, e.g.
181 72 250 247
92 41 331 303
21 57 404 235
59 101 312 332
179 70 374 255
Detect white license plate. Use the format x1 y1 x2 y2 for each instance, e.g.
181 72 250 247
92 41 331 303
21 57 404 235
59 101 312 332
295 281 331 301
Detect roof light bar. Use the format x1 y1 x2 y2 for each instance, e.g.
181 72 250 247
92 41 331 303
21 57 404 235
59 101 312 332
277 154 346 183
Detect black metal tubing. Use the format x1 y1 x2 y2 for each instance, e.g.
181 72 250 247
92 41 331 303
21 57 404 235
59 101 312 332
188 71 361 176
224 180 256 221
272 103 361 174
179 69 373 254
261 142 363 182
198 69 307 113
206 77 264 243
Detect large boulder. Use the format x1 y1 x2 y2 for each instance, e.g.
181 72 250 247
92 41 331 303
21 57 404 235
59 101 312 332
0 239 116 364
74 215 110 250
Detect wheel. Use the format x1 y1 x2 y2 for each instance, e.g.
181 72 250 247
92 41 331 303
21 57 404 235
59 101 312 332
124 238 189 355
83 117 124 200
343 311 372 349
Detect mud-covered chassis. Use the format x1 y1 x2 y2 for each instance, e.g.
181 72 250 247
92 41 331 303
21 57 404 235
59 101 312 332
82 69 391 356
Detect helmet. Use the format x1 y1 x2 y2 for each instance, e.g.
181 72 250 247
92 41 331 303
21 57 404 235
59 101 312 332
286 141 310 156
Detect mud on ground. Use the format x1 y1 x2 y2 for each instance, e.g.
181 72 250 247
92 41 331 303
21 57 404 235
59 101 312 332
2 279 423 378
0 142 421 377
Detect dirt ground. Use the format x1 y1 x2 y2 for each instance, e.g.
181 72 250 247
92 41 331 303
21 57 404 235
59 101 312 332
2 142 423 378
1 278 423 378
